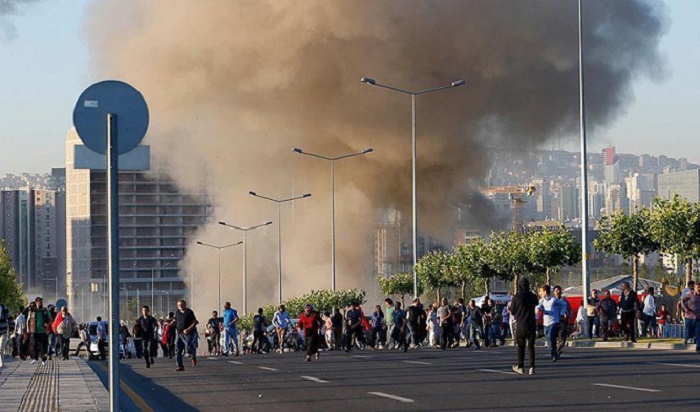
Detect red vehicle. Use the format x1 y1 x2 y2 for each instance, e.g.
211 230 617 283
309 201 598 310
538 293 622 327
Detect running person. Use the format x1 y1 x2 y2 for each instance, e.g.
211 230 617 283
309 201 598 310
297 304 323 362
28 297 52 365
221 302 240 356
537 285 564 362
173 300 199 372
272 304 291 354
139 306 158 368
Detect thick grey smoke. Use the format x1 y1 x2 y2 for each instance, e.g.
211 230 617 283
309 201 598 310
0 0 40 41
84 0 666 309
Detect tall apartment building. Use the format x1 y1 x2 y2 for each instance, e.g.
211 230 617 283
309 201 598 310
1 188 66 301
602 146 620 185
558 183 579 222
626 173 656 211
604 183 628 215
65 129 212 319
657 169 700 203
529 178 550 221
588 180 605 222
374 209 445 277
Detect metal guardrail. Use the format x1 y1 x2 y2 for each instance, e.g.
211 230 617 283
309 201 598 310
659 323 684 338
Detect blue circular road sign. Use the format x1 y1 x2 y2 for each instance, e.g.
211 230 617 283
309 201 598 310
73 80 149 155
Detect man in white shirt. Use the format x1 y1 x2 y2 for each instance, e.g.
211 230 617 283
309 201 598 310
641 287 658 338
537 285 564 362
14 307 26 360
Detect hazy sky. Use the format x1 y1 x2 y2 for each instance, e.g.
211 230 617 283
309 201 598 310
1 0 699 176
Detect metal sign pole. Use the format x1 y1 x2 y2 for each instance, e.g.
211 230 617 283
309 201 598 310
107 113 121 412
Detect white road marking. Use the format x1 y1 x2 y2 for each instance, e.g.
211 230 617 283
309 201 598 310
477 368 518 375
258 366 279 371
207 357 217 360
228 361 244 365
591 383 660 393
403 360 431 365
647 362 700 369
368 392 414 403
352 355 372 359
300 375 329 383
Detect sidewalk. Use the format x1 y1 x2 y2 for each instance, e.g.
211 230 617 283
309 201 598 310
0 357 108 412
503 339 698 351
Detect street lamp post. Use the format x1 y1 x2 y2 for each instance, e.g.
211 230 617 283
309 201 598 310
152 261 171 315
196 241 243 310
292 147 373 291
578 0 592 338
249 191 312 304
360 76 465 298
218 220 272 314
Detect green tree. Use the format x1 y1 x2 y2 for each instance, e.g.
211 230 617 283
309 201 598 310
453 237 496 299
284 289 366 317
237 289 367 331
415 250 456 302
529 227 581 286
378 272 423 307
649 195 700 286
488 231 533 294
1 241 26 312
595 208 658 292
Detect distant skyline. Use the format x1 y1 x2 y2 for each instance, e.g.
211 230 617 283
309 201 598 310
1 0 699 175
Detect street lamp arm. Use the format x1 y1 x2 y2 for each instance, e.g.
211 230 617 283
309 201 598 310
280 193 312 203
221 241 244 249
197 240 242 250
293 149 334 161
332 148 374 161
249 191 282 203
196 241 217 249
361 76 466 95
415 80 466 95
250 221 274 230
367 81 413 95
220 220 273 231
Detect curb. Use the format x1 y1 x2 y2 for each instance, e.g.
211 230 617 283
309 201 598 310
502 339 697 351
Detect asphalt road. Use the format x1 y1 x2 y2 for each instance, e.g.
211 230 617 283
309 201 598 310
95 346 700 411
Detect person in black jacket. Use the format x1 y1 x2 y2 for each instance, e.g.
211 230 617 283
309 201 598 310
618 282 638 343
511 277 538 376
597 290 617 341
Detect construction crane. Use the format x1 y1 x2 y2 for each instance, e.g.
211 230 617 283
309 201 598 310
483 185 536 231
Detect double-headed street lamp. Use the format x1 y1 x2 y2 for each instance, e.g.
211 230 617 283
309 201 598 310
249 191 312 304
293 147 373 291
218 220 273 314
360 76 466 298
196 240 243 310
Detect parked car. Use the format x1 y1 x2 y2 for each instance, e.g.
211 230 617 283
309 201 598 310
88 320 108 359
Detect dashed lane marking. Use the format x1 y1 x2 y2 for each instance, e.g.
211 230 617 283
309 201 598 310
476 368 518 375
258 366 279 371
351 355 372 359
402 360 431 365
228 361 244 365
647 362 700 369
368 392 414 403
300 376 329 383
592 383 660 393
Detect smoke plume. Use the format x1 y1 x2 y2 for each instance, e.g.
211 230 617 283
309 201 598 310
0 0 40 41
84 0 667 309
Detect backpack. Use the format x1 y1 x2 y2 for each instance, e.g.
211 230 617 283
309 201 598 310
161 321 174 345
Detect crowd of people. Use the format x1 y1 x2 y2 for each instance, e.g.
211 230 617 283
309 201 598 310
2 279 699 376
